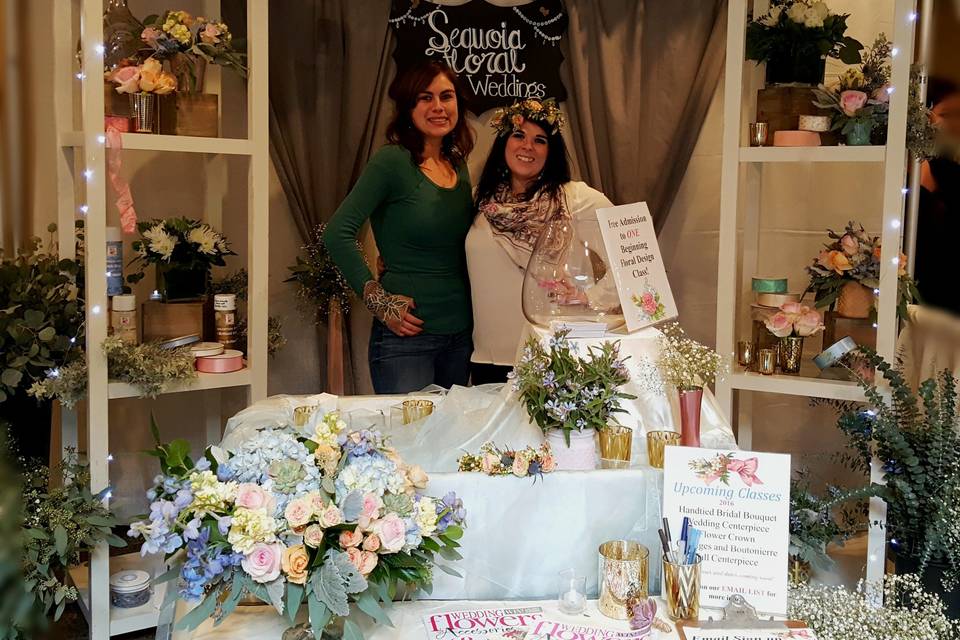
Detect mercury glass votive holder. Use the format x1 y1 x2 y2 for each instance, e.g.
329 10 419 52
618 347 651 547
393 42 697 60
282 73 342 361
737 340 756 368
599 425 632 469
758 348 777 375
646 430 681 469
598 540 649 619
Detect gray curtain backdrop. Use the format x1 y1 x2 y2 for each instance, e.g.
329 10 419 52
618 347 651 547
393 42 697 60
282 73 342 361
268 0 726 391
561 0 726 233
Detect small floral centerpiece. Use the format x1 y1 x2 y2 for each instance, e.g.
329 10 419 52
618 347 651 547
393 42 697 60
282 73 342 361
457 442 557 479
746 1 863 85
127 217 235 300
655 323 725 447
129 412 466 635
805 221 918 320
106 56 178 95
789 574 959 639
763 302 824 373
812 35 893 145
138 10 247 92
510 331 633 470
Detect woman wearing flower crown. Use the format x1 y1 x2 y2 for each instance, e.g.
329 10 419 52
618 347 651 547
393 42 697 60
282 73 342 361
324 60 475 393
467 98 615 384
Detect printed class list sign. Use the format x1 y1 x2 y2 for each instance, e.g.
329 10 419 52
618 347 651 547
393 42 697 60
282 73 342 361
662 447 791 615
422 606 543 639
596 202 678 332
390 0 568 114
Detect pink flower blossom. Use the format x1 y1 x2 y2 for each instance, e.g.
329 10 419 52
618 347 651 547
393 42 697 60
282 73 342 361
511 455 529 477
373 513 406 554
872 85 891 104
110 65 141 94
284 498 313 528
795 310 824 337
317 504 343 528
200 23 222 44
362 534 381 552
141 27 162 47
303 524 324 548
339 529 363 548
765 311 794 338
241 542 283 583
358 493 382 531
357 550 378 575
236 484 275 513
839 90 868 116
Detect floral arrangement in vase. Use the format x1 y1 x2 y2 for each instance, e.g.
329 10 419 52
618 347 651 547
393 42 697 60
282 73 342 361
457 442 557 478
746 1 863 85
129 412 466 635
510 331 633 469
805 221 918 320
763 302 824 374
106 56 177 95
127 217 235 300
654 323 725 447
138 10 247 92
812 35 893 145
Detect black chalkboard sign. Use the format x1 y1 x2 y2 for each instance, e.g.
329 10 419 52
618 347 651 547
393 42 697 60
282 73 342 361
390 0 568 114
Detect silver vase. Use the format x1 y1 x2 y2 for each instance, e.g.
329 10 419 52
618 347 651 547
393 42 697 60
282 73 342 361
129 92 157 133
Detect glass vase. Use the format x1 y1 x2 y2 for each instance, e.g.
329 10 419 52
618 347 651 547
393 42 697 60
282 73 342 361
844 120 873 146
521 214 624 331
678 387 703 447
156 264 209 301
103 0 142 71
778 336 804 374
129 92 157 133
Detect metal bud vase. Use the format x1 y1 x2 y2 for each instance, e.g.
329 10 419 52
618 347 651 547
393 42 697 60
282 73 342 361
678 387 703 447
129 92 157 133
778 336 804 374
662 555 702 621
598 540 649 619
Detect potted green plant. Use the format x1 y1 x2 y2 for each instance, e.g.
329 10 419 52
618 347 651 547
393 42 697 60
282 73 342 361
127 217 234 300
746 0 863 85
0 226 84 461
834 350 960 618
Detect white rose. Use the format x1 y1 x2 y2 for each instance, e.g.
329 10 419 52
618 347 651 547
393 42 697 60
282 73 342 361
787 3 807 23
803 7 824 27
813 1 829 19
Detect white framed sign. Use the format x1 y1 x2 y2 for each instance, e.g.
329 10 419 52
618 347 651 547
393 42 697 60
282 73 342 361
662 447 791 615
595 202 678 332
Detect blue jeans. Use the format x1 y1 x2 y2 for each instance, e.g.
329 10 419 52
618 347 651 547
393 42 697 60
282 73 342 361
368 321 473 394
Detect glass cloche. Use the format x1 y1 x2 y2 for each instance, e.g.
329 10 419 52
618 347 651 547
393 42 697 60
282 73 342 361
521 214 625 330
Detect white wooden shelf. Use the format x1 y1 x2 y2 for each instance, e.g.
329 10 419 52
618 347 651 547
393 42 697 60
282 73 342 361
738 145 886 163
730 370 866 403
68 552 168 636
59 131 253 155
108 367 251 399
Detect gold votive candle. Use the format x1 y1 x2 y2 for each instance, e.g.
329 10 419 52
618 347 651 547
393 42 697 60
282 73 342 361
646 430 680 469
599 425 632 468
758 348 777 375
402 399 434 424
736 340 756 368
598 540 649 619
293 405 317 427
662 555 701 621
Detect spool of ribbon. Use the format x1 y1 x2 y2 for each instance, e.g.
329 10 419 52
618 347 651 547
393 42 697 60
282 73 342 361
105 126 138 234
751 277 788 294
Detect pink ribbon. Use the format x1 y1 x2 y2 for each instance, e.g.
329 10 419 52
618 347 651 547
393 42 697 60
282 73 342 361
727 457 763 486
105 126 138 233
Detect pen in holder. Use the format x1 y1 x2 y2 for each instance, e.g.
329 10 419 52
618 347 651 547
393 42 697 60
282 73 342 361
662 554 701 622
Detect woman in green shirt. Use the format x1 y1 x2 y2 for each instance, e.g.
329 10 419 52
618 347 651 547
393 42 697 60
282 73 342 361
324 60 475 393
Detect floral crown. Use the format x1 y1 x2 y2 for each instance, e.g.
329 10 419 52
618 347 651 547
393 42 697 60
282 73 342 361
490 98 565 136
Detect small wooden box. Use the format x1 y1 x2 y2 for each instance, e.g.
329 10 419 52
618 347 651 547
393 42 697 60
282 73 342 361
822 311 877 351
756 86 838 145
104 81 131 117
159 93 219 137
141 299 214 343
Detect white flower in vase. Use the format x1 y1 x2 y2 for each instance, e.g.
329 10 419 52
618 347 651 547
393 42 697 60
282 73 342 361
188 225 220 255
143 224 177 260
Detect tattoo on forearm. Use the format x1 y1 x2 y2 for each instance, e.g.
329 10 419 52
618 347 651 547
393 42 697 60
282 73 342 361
363 281 408 323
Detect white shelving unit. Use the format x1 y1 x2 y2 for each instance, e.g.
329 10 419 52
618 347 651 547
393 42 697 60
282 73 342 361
714 0 917 586
52 1 270 636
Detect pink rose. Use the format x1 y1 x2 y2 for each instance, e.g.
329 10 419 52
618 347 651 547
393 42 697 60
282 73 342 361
840 234 859 255
765 311 794 338
374 513 406 554
346 546 363 569
541 455 556 473
481 453 499 474
795 310 824 337
200 22 222 44
641 292 654 307
236 484 274 513
242 542 283 583
358 493 382 531
303 524 325 548
839 90 868 116
362 534 381 552
110 65 140 94
872 84 891 104
339 529 364 548
511 455 529 477
318 504 343 528
284 498 313 528
781 302 803 316
141 27 162 47
308 492 327 514
358 550 379 576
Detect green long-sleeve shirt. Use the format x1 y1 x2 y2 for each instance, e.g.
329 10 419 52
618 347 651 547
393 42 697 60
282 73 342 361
323 145 473 335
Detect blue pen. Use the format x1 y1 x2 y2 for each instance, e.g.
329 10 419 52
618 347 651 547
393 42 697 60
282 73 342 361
680 517 690 544
686 529 701 564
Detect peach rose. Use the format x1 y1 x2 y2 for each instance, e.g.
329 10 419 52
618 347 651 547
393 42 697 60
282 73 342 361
839 90 868 117
358 550 378 576
154 72 177 95
840 234 859 255
818 250 852 274
308 492 327 514
339 529 363 548
765 311 794 338
511 454 529 477
303 524 325 548
406 464 429 490
111 65 141 94
511 114 524 128
318 504 343 528
200 22 222 44
898 252 908 277
138 57 163 92
541 454 557 473
346 546 363 569
281 544 310 585
481 453 498 474
795 310 824 337
242 542 283 583
362 534 381 552
284 497 313 528
373 513 406 554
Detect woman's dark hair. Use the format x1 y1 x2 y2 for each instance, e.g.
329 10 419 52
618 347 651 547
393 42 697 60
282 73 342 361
474 119 572 211
927 76 960 109
386 60 475 165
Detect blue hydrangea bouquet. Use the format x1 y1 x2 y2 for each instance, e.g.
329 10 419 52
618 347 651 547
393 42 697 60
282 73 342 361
129 412 466 636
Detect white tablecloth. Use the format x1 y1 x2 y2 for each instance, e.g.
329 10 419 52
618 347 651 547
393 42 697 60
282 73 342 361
166 598 686 640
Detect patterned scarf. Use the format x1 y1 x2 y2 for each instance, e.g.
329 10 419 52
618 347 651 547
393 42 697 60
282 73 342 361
479 184 569 269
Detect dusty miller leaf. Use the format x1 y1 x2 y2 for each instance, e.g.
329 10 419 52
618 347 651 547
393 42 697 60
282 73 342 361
341 491 364 522
265 577 286 616
313 549 368 617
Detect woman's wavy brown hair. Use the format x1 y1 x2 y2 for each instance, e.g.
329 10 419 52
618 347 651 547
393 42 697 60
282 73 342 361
386 60 475 165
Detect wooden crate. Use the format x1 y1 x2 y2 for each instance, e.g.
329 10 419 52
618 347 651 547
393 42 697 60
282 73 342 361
159 93 219 137
104 81 131 117
756 86 839 145
141 299 214 343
